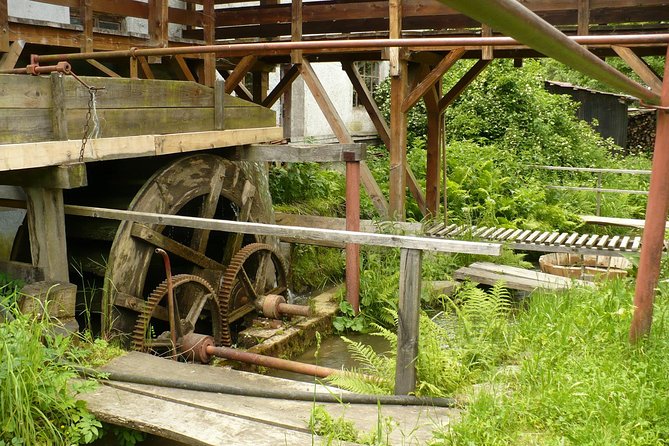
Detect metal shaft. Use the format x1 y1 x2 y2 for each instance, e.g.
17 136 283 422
277 302 311 317
155 248 178 359
206 345 339 378
435 0 661 104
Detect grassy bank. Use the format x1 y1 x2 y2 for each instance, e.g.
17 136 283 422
432 278 669 445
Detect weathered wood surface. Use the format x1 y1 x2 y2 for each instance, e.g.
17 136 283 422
230 143 365 162
0 163 87 188
0 127 283 171
275 212 422 233
77 351 457 445
0 74 276 144
20 281 76 319
453 261 592 292
579 214 669 230
65 204 503 255
395 248 422 395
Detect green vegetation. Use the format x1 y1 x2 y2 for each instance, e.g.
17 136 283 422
309 403 396 445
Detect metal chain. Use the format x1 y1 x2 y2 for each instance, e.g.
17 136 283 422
79 88 95 163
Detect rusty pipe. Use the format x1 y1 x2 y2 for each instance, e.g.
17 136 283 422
435 0 661 104
630 45 669 342
31 33 669 67
257 294 311 318
0 61 71 75
206 344 338 378
277 302 311 317
155 248 178 359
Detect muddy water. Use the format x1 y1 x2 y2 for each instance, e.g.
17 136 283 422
268 332 390 383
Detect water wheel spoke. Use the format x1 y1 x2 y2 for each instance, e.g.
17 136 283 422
239 266 259 300
130 223 224 270
183 292 212 332
190 166 226 253
254 250 272 292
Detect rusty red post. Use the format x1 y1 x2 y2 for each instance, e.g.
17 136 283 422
155 248 179 358
345 157 361 313
629 45 669 343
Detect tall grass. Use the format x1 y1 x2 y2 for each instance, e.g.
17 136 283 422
0 286 103 445
432 278 669 445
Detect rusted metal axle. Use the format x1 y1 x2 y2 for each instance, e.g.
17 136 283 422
0 61 70 75
181 333 338 378
256 294 310 319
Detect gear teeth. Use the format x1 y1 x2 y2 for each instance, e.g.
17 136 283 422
217 243 288 347
131 274 217 353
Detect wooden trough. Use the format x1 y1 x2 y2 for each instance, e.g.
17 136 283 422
539 253 632 280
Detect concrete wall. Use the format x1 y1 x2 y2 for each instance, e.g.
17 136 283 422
269 61 389 142
8 0 69 23
126 0 185 38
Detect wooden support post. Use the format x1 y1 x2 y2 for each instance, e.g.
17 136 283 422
577 0 590 36
439 59 491 113
224 55 257 94
202 0 216 87
169 55 196 82
214 78 225 130
129 57 139 79
25 188 69 282
291 0 303 64
86 59 121 77
481 25 493 60
395 247 422 395
402 48 465 113
262 64 299 108
50 73 69 141
0 39 25 70
299 59 389 217
612 46 663 95
345 158 361 313
424 73 442 217
79 0 93 53
630 47 669 343
389 0 407 220
149 0 169 47
252 71 270 104
221 70 253 102
0 0 7 53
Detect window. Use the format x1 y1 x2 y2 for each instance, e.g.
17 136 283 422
70 11 125 32
352 61 382 107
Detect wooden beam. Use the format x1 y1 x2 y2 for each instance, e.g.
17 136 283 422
0 128 283 171
221 70 253 102
129 57 139 79
402 47 465 112
394 248 422 395
299 59 389 217
262 64 299 108
25 188 69 282
438 59 491 113
578 0 590 36
291 0 303 64
481 24 493 60
224 55 257 95
169 55 196 82
86 59 121 77
149 0 169 47
612 46 663 95
389 0 402 76
0 163 87 189
252 71 269 104
0 0 8 53
214 78 225 130
0 260 44 284
390 63 408 219
138 56 155 80
0 39 24 70
50 73 69 141
202 0 216 87
423 71 441 216
65 204 503 255
230 143 365 162
79 0 93 52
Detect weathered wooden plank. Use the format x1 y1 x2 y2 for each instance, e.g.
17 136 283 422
454 266 576 292
86 59 121 77
580 214 669 230
0 74 51 108
224 55 257 94
223 104 277 130
468 262 593 287
214 78 225 130
25 187 68 282
620 235 631 250
402 48 465 112
578 0 590 36
291 0 303 63
565 232 580 246
230 143 365 162
395 248 421 395
0 128 283 171
585 234 599 247
481 24 494 59
60 76 214 109
0 108 52 143
262 64 299 108
631 236 641 251
554 232 569 245
50 73 69 140
0 40 24 70
612 45 663 94
0 260 44 283
274 212 422 234
607 235 620 250
64 204 503 255
438 59 490 112
0 163 86 189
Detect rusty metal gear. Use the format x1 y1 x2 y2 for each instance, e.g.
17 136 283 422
132 274 218 353
218 243 288 346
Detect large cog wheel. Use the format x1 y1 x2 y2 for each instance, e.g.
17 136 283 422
218 243 288 346
132 274 218 354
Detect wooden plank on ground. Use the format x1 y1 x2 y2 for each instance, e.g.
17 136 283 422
467 262 593 288
580 214 667 230
454 265 577 292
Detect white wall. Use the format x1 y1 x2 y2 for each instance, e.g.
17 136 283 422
8 0 69 23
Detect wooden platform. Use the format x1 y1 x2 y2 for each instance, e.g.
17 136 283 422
425 222 644 256
453 262 593 292
79 352 457 445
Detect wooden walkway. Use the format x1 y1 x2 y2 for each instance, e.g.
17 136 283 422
78 352 457 445
425 222 643 256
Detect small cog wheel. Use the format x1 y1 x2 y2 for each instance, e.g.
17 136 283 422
132 274 218 355
218 243 288 346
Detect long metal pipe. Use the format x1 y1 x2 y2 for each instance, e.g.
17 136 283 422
435 0 662 104
630 45 669 342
